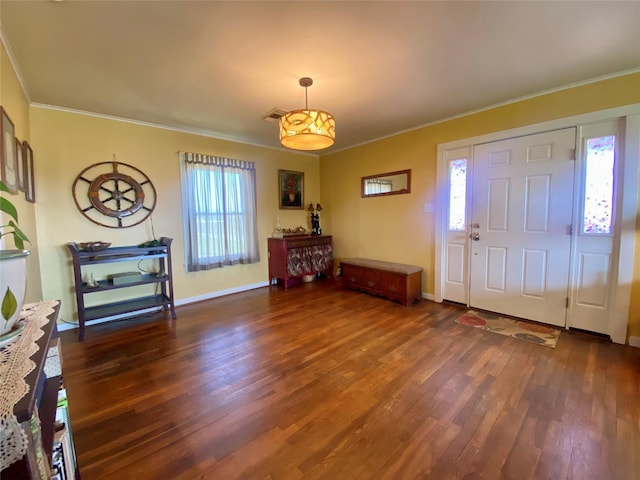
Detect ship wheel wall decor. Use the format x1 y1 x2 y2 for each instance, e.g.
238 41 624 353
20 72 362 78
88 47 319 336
72 161 157 228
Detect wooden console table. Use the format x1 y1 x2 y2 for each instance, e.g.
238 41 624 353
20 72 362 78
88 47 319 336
268 235 333 290
67 238 176 340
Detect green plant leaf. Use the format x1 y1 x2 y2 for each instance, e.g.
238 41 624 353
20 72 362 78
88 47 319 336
0 181 30 249
2 286 18 321
8 220 29 249
0 195 19 223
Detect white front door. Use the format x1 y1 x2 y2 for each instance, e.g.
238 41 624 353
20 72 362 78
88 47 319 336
469 128 576 326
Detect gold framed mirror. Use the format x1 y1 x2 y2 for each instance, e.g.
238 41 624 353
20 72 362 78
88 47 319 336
361 169 411 198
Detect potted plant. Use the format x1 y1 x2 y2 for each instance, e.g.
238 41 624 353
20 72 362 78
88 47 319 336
0 180 30 337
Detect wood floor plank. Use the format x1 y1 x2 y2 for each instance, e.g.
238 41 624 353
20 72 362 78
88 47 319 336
58 280 640 479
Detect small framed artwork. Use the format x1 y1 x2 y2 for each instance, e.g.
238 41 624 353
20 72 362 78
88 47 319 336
1 106 18 193
23 141 35 203
15 138 25 192
279 169 304 209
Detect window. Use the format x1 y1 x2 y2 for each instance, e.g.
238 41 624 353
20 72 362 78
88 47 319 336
448 158 467 231
582 135 615 234
180 152 260 271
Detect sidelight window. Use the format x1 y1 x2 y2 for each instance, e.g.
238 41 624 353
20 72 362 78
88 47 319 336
448 158 467 231
583 135 615 235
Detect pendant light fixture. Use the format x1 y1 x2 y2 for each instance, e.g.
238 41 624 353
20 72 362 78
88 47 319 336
279 77 335 151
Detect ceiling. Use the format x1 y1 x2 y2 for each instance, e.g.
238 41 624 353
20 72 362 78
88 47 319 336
1 1 639 154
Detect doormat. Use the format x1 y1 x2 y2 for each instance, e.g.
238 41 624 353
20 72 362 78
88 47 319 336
455 310 561 348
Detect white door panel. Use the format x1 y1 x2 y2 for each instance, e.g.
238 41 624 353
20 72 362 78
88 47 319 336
576 252 611 307
469 128 576 326
446 243 466 284
522 249 547 298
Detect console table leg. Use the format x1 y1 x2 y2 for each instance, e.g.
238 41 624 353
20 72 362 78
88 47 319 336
78 319 85 342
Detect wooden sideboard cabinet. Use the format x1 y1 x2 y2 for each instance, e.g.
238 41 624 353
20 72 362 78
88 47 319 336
268 235 333 289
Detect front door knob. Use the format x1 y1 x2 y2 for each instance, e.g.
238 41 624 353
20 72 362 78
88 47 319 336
471 232 480 241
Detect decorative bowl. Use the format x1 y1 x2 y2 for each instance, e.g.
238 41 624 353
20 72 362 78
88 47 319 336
78 241 111 252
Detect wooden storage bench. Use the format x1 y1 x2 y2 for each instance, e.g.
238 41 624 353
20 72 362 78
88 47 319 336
341 258 422 305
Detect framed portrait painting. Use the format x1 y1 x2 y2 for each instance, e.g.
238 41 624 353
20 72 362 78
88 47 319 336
1 106 18 193
279 169 304 209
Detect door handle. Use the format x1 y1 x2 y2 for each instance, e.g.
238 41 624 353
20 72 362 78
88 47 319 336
471 232 480 241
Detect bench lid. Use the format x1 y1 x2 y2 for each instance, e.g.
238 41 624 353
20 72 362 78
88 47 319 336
341 258 423 274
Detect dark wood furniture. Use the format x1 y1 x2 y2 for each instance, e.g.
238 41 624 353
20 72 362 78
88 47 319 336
67 237 176 341
1 301 74 479
268 235 333 290
341 258 422 305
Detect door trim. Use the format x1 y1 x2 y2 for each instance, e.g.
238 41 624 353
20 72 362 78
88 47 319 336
435 104 640 344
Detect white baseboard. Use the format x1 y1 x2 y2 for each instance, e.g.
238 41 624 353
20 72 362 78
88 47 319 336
421 292 435 301
57 281 270 332
175 281 269 306
629 336 640 348
57 322 78 332
57 306 164 332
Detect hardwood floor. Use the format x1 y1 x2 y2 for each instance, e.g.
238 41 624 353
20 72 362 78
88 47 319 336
58 279 640 480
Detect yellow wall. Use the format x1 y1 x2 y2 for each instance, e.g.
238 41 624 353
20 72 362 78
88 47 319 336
0 43 43 302
30 107 318 325
320 73 640 339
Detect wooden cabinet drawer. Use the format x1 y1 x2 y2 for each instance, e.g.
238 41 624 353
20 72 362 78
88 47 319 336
381 271 406 296
343 265 382 290
286 236 332 248
343 264 364 287
362 268 382 290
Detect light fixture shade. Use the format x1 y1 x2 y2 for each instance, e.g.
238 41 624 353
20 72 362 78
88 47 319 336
279 109 335 151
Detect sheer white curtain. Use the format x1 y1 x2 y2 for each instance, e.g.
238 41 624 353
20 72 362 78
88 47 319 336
180 152 260 271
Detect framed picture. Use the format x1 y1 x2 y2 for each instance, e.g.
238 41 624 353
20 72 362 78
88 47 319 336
16 138 25 192
23 141 35 203
279 169 304 209
1 106 18 193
